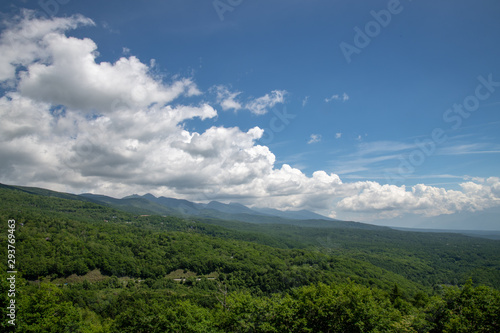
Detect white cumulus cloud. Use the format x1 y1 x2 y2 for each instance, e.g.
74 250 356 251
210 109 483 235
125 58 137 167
1 12 499 227
337 179 500 218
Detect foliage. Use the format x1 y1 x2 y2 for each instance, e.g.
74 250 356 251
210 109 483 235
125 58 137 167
1 184 500 331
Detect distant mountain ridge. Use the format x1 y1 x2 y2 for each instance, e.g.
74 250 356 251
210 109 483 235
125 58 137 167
111 193 336 221
0 182 335 223
1 182 376 229
252 207 336 221
81 192 375 229
119 193 337 221
2 182 497 237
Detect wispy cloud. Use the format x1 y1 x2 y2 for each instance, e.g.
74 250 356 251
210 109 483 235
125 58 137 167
212 85 286 115
325 92 349 103
327 140 420 176
340 174 466 181
331 154 400 175
355 141 416 156
302 96 309 107
437 143 500 155
213 85 243 111
308 134 322 144
246 90 287 115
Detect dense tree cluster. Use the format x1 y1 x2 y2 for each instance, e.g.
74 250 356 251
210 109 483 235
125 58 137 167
1 276 499 332
1 185 500 331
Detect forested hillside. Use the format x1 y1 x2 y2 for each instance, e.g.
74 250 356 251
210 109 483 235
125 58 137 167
1 185 499 332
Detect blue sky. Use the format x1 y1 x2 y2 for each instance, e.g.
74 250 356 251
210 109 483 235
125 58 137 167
1 0 499 229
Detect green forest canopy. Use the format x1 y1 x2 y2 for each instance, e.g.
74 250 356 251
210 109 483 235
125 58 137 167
0 184 499 332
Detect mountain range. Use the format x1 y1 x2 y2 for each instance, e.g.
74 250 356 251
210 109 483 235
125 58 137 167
3 182 498 237
79 192 350 227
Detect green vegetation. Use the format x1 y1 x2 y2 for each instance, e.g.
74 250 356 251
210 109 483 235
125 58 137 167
1 184 500 331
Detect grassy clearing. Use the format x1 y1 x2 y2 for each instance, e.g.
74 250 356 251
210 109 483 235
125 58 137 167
50 269 109 284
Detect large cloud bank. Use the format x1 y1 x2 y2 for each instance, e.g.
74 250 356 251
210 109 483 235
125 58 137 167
1 11 499 221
